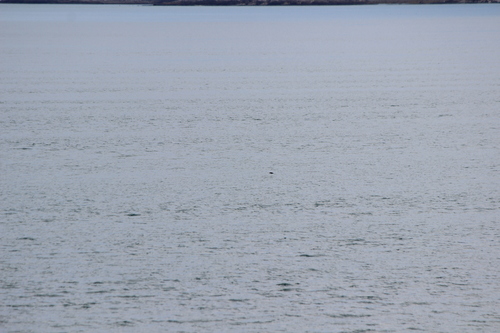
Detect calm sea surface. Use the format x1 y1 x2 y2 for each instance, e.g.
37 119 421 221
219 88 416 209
1 4 499 332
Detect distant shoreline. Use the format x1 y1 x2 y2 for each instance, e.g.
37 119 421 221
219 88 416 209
2 0 499 5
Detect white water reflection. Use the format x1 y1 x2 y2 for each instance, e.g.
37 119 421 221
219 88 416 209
1 4 499 332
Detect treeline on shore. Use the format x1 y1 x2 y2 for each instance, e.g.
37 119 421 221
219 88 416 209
2 0 498 5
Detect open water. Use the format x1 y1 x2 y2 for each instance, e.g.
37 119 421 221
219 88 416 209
1 4 499 332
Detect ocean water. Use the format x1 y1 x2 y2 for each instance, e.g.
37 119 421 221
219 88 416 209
1 4 499 332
